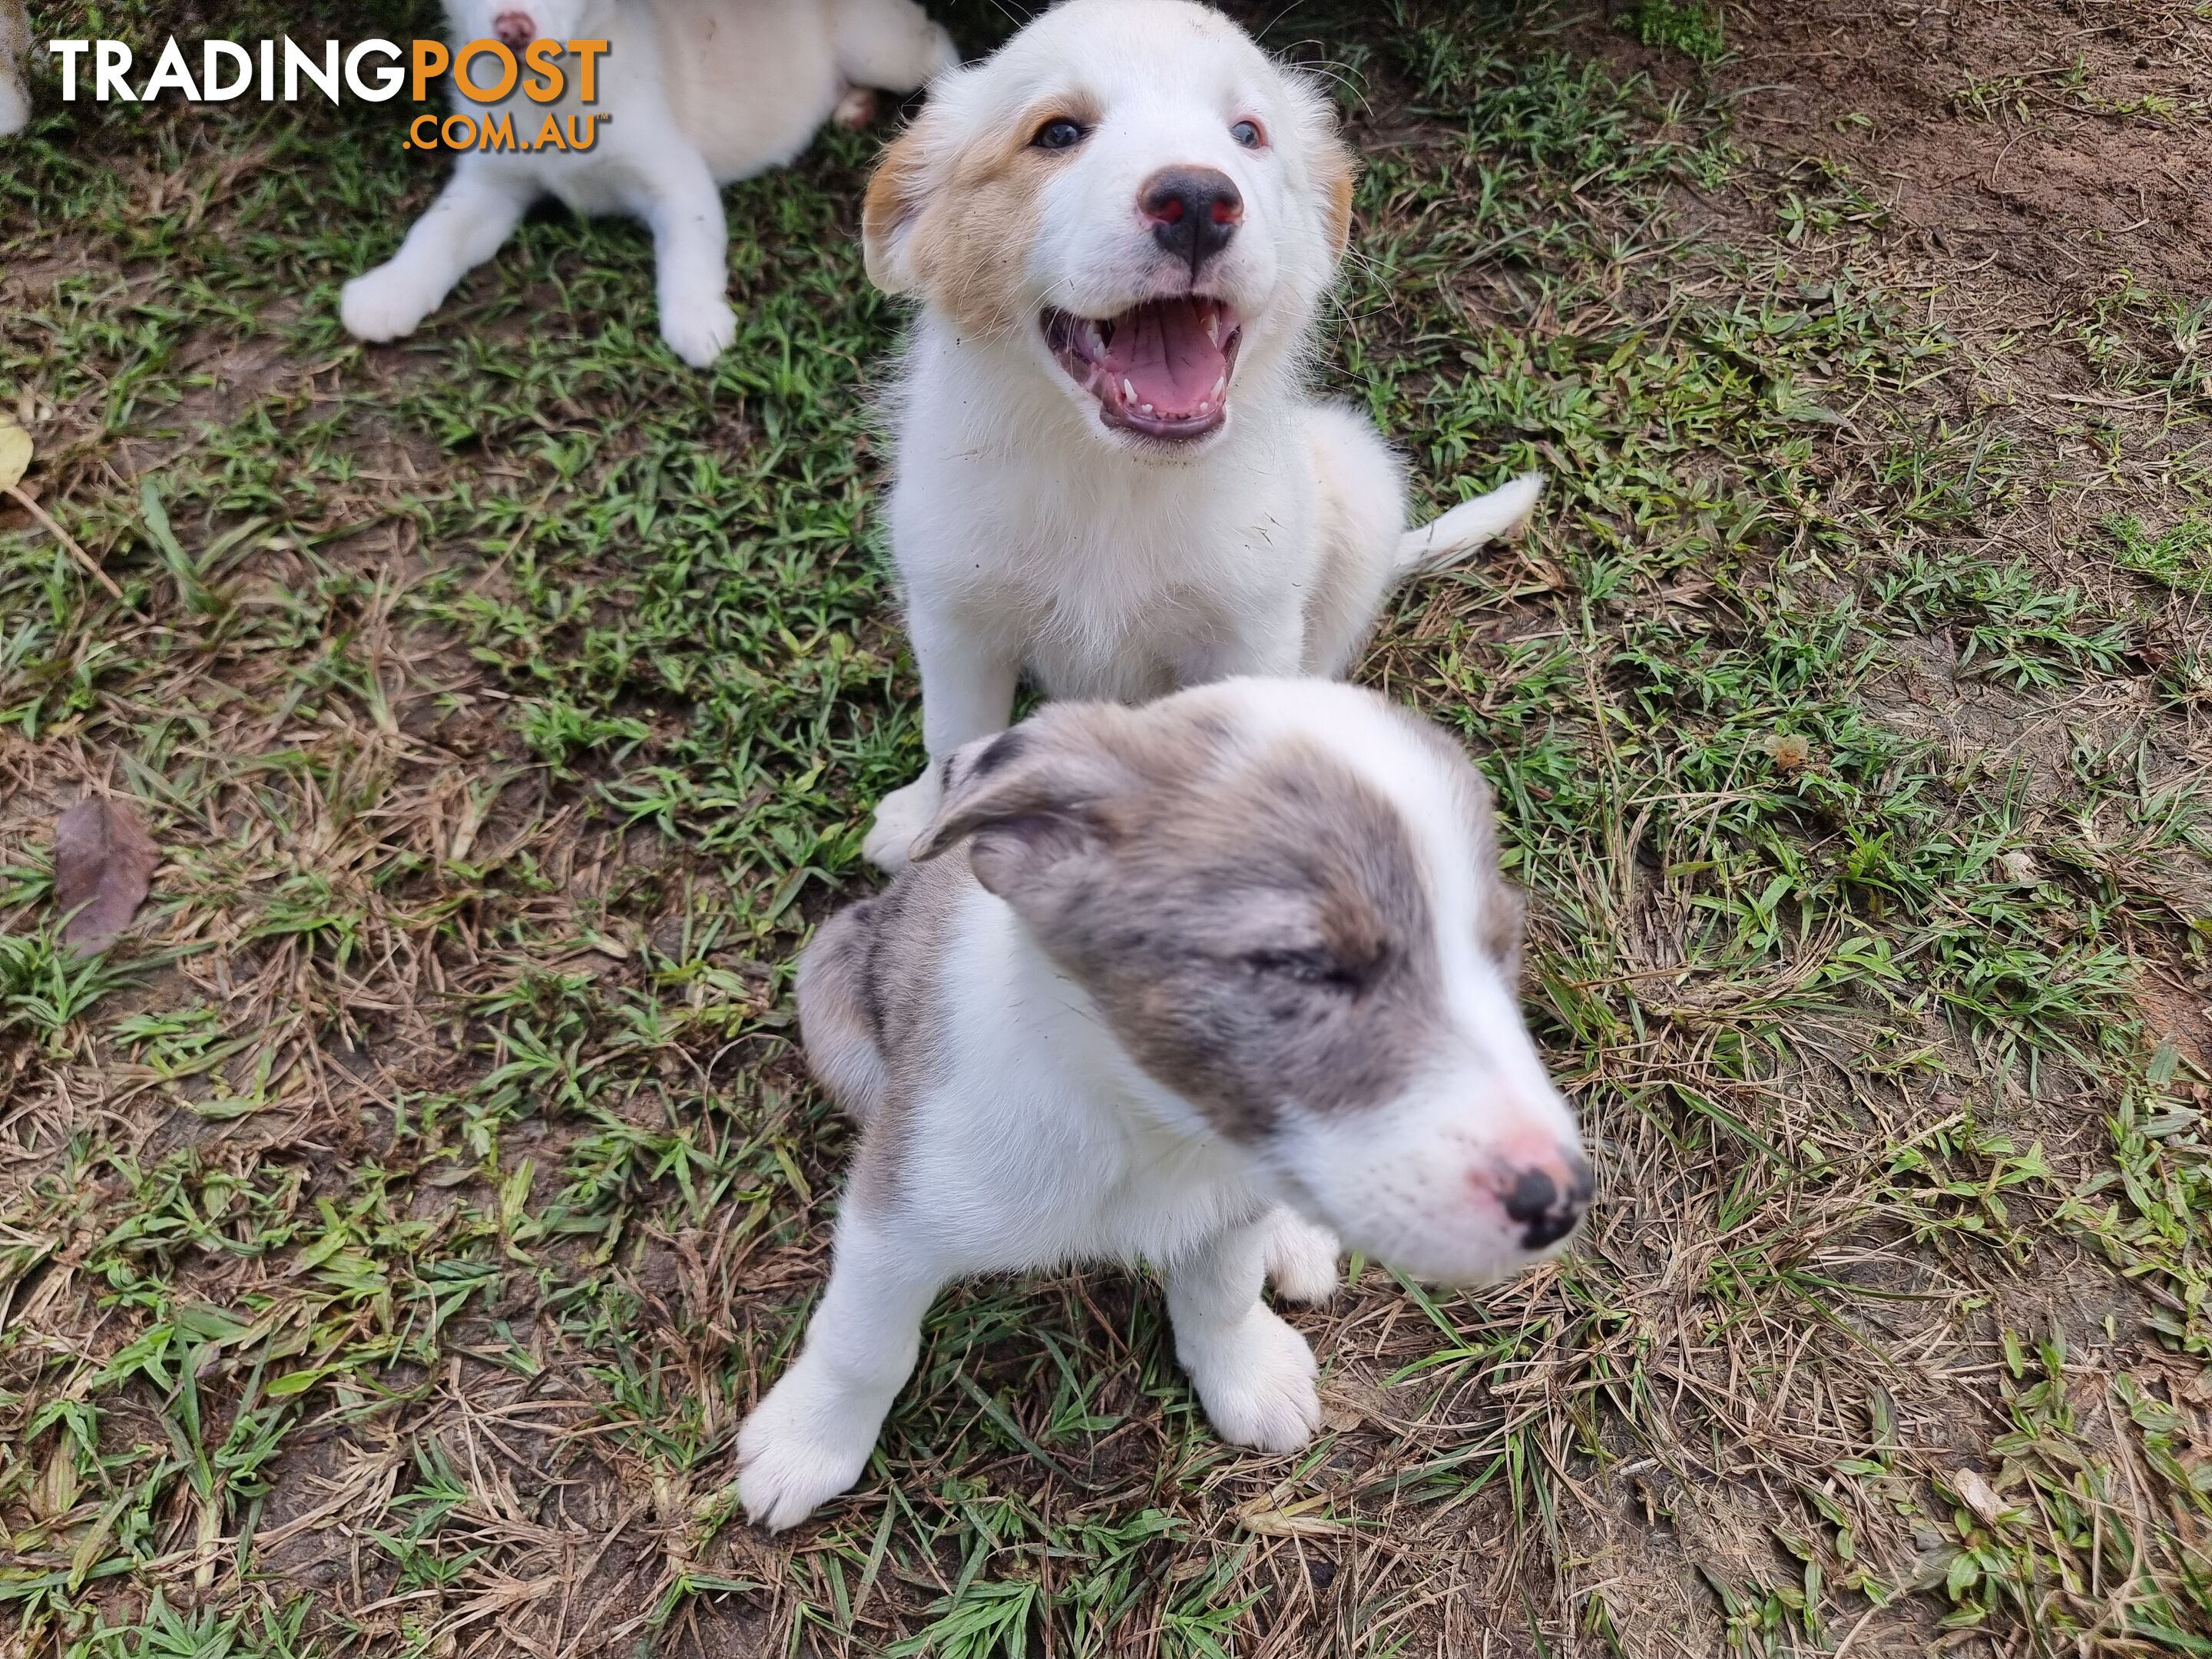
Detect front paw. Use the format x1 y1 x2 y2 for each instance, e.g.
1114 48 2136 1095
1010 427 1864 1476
1262 1209 1341 1306
1182 1309 1321 1454
833 86 880 129
341 266 435 343
661 296 737 368
863 773 943 873
736 1376 881 1532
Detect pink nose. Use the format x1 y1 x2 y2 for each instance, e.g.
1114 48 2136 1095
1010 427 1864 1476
492 11 536 46
1475 1142 1592 1250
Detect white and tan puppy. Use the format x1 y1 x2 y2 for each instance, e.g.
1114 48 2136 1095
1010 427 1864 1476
0 1 32 137
738 678 1591 1530
343 0 958 366
858 0 1542 867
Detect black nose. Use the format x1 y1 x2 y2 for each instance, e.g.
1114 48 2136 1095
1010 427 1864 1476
1502 1157 1592 1250
1140 167 1242 275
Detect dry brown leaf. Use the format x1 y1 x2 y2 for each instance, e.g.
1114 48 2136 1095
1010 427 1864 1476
1949 1467 2009 1529
53 796 160 949
0 410 29 494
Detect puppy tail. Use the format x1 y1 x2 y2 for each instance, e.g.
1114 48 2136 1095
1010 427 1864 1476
1393 471 1546 579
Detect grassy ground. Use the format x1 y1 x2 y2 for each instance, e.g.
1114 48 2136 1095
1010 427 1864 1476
4 0 2210 1653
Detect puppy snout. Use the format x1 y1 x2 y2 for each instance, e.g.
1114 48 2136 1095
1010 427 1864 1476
1492 1150 1592 1250
492 10 537 46
1141 167 1242 275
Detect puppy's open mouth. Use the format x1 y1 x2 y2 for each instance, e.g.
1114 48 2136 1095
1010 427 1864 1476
1042 297 1243 441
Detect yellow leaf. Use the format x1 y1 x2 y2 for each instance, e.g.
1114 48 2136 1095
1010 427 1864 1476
1234 1492 1347 1538
0 412 30 494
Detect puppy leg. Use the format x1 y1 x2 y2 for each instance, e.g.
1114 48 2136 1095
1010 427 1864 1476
829 0 961 92
341 161 535 343
864 608 1018 870
635 149 737 369
1295 403 1412 678
1166 1219 1323 1453
832 86 881 129
0 0 31 137
795 901 890 1120
737 1208 942 1531
1261 1207 1340 1305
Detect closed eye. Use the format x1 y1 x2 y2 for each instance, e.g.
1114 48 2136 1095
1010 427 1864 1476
1240 947 1363 991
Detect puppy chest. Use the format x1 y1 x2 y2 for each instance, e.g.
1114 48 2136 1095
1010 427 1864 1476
1088 1172 1264 1268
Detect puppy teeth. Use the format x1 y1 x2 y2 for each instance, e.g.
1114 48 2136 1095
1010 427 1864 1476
1122 377 1137 402
1139 402 1154 413
1205 313 1220 346
1211 374 1227 398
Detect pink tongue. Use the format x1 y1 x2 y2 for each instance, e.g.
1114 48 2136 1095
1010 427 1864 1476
1104 300 1225 413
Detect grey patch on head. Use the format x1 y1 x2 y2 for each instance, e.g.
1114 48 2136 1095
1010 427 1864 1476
795 859 969 1215
983 707 1455 1143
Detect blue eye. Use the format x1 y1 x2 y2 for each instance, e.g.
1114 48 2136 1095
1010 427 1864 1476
1230 119 1263 148
1032 118 1087 151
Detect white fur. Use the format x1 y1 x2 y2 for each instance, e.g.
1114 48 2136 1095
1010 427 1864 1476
862 0 1539 867
342 0 957 366
740 680 1586 1530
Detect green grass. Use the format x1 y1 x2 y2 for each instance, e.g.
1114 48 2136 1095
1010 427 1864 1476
4 0 2212 1654
1618 0 1727 65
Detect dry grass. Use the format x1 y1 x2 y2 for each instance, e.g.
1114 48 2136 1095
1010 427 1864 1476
3 0 2210 1654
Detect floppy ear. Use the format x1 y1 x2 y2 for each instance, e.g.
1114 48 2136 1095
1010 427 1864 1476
863 119 937 295
1316 134 1356 260
910 717 1135 899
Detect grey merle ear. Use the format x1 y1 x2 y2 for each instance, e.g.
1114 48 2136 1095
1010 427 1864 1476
909 711 1137 898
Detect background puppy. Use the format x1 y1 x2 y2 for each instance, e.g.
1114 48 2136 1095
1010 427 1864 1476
0 2 31 137
859 0 1541 866
738 678 1591 1531
343 0 957 366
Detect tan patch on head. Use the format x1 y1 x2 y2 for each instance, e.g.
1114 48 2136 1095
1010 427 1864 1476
863 123 935 293
864 96 1098 335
